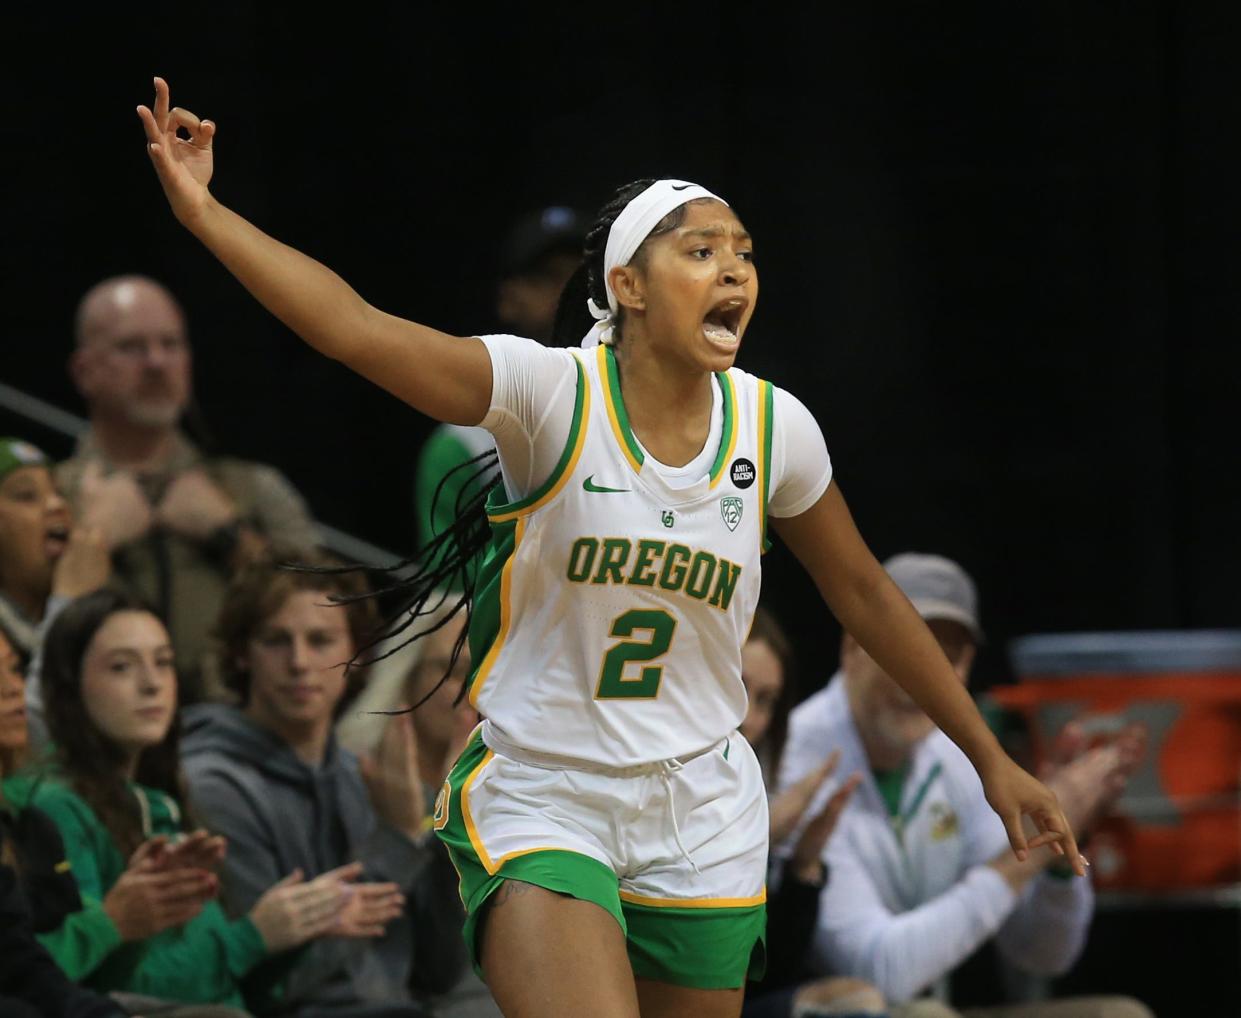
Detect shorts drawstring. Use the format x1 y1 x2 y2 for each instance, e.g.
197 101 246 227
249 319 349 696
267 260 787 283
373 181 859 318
480 719 722 874
658 758 702 875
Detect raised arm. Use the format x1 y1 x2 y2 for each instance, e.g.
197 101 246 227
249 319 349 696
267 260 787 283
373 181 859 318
773 483 1085 875
136 77 492 425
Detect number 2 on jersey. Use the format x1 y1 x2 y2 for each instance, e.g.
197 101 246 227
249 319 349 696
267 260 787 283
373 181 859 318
595 609 678 699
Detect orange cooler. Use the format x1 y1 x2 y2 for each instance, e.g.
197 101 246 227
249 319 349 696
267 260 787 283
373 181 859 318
991 631 1241 891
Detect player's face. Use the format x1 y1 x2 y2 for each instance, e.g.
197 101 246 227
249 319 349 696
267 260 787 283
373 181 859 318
79 611 177 756
73 281 192 430
619 200 758 373
740 637 783 747
405 614 472 751
0 465 72 598
844 620 975 762
243 589 353 732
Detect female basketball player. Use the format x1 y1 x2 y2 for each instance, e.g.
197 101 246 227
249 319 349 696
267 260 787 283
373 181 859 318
137 77 1082 1018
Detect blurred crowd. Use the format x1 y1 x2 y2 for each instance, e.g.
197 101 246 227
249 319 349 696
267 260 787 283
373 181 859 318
0 210 1156 1018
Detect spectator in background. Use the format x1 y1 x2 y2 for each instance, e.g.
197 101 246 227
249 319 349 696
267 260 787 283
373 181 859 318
413 207 584 585
0 617 251 1018
337 603 494 1018
778 554 1149 1018
6 590 361 1014
739 607 875 1018
181 555 467 1017
0 437 110 743
1 618 122 1018
57 275 320 702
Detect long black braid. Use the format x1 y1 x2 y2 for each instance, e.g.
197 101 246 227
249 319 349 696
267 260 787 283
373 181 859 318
304 178 714 710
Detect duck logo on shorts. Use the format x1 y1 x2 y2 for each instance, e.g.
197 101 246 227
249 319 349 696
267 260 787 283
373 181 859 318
720 496 744 532
432 780 451 832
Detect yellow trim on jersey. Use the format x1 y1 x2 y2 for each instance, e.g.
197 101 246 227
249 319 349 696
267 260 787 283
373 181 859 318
468 515 526 709
461 748 497 872
598 344 644 473
756 378 773 552
618 888 768 909
487 357 591 524
707 370 739 490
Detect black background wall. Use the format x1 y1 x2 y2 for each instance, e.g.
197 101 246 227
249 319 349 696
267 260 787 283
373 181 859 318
4 5 1239 1010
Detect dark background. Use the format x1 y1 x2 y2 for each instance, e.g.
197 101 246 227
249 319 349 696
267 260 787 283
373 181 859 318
4 5 1239 1012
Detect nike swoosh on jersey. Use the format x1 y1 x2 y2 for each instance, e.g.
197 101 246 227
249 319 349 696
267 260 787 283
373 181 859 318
583 475 631 494
671 183 693 190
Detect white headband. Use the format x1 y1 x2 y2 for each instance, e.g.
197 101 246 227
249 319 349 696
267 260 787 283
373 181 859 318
581 179 728 348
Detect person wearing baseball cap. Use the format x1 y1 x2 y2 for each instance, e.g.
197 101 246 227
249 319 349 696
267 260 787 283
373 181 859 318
774 554 1149 1017
0 438 112 745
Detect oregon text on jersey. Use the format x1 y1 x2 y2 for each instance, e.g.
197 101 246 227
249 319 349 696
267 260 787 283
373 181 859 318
565 536 743 612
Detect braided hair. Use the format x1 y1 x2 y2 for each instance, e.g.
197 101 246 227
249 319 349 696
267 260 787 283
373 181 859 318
319 179 711 706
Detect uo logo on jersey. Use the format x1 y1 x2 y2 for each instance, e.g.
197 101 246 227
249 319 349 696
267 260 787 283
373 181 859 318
720 496 744 532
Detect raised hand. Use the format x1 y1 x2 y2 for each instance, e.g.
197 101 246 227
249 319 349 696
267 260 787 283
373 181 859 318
155 469 239 541
136 77 216 225
360 712 426 842
787 771 863 885
769 750 843 845
76 461 153 551
50 524 111 599
1046 724 1146 841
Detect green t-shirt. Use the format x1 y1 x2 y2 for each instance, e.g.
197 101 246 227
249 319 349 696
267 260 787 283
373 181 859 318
3 772 267 1007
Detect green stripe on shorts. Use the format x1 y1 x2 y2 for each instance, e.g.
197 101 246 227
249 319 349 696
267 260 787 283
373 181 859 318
623 899 767 990
435 731 625 972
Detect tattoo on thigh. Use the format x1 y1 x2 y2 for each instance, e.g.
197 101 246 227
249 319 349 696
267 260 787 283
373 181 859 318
490 880 538 910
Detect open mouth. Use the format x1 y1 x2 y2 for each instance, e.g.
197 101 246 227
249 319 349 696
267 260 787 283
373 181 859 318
45 524 69 558
702 298 747 348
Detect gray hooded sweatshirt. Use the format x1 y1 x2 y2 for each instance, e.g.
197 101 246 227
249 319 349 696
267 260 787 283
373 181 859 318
180 704 467 1017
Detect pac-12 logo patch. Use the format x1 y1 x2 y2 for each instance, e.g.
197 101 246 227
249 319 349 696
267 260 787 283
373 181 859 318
730 458 756 489
720 496 744 532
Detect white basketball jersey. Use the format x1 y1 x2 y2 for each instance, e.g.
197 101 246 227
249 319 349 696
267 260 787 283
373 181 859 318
467 343 776 767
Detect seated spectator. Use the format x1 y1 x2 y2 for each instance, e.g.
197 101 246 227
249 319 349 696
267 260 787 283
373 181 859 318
0 438 110 744
337 601 479 792
4 590 363 1013
181 555 468 1017
2 616 251 1018
1 617 125 1018
778 554 1150 1018
337 603 494 1018
739 607 876 1018
58 275 320 701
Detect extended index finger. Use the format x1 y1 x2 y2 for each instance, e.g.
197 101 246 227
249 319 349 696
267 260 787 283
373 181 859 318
153 76 171 130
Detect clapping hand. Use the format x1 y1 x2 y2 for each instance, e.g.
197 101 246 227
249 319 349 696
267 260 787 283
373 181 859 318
103 835 220 942
360 711 426 842
1044 722 1147 841
76 461 153 551
154 469 239 541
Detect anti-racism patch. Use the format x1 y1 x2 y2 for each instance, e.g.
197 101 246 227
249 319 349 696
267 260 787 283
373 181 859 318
730 457 756 489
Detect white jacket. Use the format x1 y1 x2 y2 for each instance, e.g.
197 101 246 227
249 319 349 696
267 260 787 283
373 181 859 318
777 675 1093 1004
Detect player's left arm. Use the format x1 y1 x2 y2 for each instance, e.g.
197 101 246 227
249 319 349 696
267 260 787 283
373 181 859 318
772 483 1084 874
